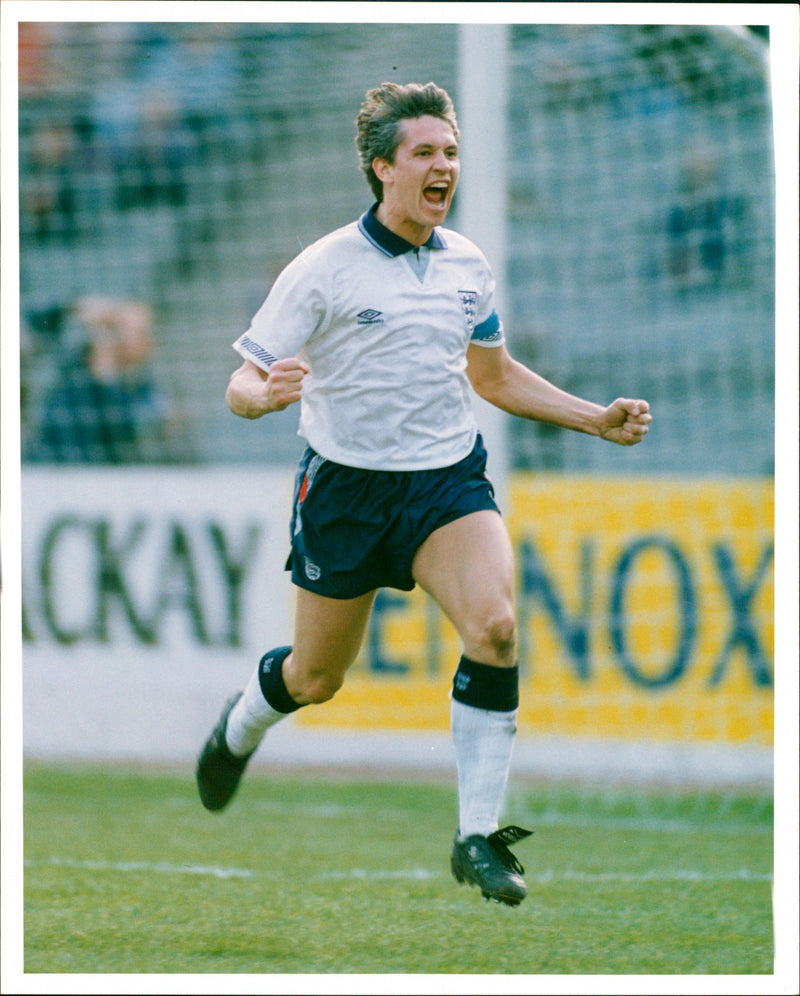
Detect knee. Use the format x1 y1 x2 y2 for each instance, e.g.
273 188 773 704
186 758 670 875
305 676 342 705
469 605 517 666
488 612 517 663
290 670 344 706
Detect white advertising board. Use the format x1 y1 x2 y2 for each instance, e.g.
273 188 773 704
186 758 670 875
17 466 773 785
21 466 298 761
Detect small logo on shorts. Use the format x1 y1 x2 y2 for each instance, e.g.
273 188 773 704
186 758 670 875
304 557 322 581
455 673 471 693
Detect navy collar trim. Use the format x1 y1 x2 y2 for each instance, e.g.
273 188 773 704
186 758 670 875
358 204 447 257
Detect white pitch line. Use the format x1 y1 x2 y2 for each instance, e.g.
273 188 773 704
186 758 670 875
26 857 772 884
26 856 253 879
319 868 439 881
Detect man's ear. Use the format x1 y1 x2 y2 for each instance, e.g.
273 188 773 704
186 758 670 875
372 157 392 184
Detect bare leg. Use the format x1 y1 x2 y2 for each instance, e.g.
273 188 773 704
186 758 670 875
412 509 517 667
223 587 375 756
283 587 377 704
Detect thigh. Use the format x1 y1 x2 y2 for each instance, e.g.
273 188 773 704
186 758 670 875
283 586 377 702
411 509 516 662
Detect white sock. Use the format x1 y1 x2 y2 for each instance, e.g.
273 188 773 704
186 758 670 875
225 665 289 757
451 698 517 839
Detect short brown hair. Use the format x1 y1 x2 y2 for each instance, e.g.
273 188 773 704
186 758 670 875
355 81 460 201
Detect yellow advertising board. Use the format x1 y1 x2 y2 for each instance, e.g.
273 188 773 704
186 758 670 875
297 476 774 746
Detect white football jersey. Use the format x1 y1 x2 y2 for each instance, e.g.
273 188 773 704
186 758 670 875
233 206 504 471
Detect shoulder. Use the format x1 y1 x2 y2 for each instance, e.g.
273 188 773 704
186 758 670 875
294 220 363 264
439 227 493 269
273 220 363 288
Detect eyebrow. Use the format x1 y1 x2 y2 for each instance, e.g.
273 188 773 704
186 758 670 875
410 141 459 152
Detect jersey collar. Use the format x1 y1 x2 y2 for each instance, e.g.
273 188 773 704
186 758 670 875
358 203 447 257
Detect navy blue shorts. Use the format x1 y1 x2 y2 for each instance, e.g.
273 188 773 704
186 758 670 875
285 434 499 599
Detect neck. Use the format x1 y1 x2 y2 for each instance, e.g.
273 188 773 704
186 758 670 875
374 202 432 247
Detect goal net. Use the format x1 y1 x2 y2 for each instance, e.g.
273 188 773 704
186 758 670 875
17 22 775 475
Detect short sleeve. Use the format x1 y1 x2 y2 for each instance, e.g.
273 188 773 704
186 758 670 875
232 251 330 371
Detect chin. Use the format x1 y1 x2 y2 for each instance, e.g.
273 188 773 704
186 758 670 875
423 206 449 225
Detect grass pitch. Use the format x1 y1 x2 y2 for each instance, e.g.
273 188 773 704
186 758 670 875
21 763 773 978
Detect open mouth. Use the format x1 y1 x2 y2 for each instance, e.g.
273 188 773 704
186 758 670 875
423 182 449 208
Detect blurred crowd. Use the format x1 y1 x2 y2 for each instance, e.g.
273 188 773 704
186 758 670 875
22 295 170 463
17 22 317 465
21 24 234 238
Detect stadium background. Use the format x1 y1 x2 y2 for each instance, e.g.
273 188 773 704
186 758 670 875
18 20 775 787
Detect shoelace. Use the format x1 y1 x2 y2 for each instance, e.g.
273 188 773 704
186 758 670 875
486 825 534 875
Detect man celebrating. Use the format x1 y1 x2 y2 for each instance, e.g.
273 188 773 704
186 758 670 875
197 81 651 907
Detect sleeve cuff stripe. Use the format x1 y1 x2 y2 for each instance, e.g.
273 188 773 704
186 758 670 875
236 335 278 369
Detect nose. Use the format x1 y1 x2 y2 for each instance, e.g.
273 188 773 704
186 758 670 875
432 149 451 171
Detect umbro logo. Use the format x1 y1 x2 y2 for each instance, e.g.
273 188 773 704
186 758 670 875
357 309 384 325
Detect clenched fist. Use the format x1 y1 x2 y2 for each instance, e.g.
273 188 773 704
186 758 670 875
597 398 652 445
226 358 310 419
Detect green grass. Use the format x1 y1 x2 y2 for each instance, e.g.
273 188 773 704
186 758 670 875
21 763 773 976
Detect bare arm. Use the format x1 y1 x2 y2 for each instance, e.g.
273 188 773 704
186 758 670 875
226 358 309 419
466 343 651 445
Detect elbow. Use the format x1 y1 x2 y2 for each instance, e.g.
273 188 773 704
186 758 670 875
225 380 243 417
226 361 274 419
470 376 504 408
467 370 490 401
225 375 257 419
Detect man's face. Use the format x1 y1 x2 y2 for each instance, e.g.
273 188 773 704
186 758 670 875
373 114 460 245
